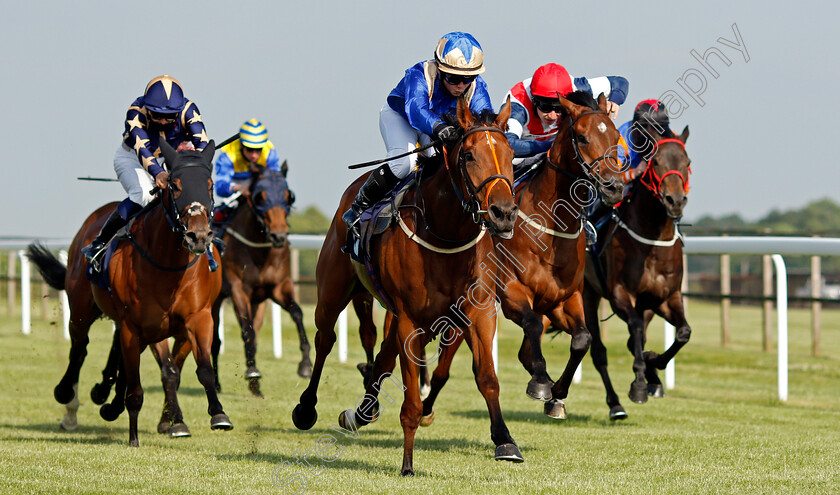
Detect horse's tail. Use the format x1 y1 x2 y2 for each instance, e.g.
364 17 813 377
26 242 66 291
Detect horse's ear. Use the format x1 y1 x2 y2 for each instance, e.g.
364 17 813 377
160 140 177 169
457 97 474 129
677 125 689 144
557 94 581 120
596 93 608 112
494 95 512 130
281 160 288 177
202 140 216 164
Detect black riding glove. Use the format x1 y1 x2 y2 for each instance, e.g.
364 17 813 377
433 122 457 143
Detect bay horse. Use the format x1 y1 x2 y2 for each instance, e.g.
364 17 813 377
292 98 522 476
582 125 692 419
210 162 312 397
419 92 627 423
27 141 230 446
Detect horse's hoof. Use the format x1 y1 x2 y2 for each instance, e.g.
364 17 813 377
338 409 360 431
248 378 264 398
629 382 648 404
544 399 567 420
609 405 628 421
297 361 312 379
245 367 262 379
292 404 317 430
59 416 78 431
128 439 139 448
648 383 665 398
494 443 525 463
419 383 431 401
401 468 415 477
420 411 435 427
54 384 75 405
169 423 191 438
100 403 124 422
90 383 111 405
210 413 233 430
525 379 553 402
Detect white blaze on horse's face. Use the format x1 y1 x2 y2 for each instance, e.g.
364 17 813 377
597 122 607 134
187 202 206 217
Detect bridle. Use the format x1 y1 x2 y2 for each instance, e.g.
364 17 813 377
442 125 513 224
547 110 619 181
161 161 213 235
639 138 690 200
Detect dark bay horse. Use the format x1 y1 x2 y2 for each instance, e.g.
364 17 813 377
583 125 692 419
210 162 312 397
292 99 521 476
419 92 627 423
28 141 230 446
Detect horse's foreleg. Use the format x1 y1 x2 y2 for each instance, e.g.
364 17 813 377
547 295 591 419
275 281 312 379
352 293 377 386
188 311 233 431
644 294 691 397
520 309 553 402
611 289 649 404
463 312 523 464
421 327 464 425
583 283 626 420
230 287 261 396
210 296 223 393
99 322 126 423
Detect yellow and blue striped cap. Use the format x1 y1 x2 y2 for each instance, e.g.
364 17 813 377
239 119 269 148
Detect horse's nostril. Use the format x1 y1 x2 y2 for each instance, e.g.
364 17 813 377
489 205 503 219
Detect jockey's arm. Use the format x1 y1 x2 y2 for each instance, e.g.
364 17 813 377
505 102 552 158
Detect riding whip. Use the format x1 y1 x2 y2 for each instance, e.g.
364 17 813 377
348 140 440 169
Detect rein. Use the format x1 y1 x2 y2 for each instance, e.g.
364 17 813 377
639 138 690 200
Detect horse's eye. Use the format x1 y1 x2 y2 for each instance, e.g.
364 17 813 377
463 152 474 162
577 135 589 145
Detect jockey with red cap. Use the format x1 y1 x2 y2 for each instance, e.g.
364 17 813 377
82 75 210 264
504 63 628 167
342 32 494 235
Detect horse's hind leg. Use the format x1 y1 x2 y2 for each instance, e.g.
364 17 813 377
520 309 554 401
119 323 145 447
583 284 626 420
99 323 126 422
547 297 592 420
230 289 262 397
462 312 523 463
275 280 312 379
91 328 121 405
153 338 192 437
421 328 464 426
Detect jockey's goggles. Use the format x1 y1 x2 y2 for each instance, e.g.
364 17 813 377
149 111 178 123
533 98 563 114
441 72 476 85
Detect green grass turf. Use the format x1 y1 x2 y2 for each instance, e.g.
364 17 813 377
0 300 839 494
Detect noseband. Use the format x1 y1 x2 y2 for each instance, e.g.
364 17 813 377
443 126 513 223
639 138 690 200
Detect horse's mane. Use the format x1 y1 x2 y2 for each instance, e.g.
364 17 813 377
563 91 599 111
418 108 501 180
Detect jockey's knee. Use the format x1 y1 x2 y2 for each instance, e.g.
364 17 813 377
386 158 412 180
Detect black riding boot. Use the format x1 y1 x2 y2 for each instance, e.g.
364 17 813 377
342 164 400 236
81 209 128 263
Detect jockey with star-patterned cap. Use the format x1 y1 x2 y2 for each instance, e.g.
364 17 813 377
82 74 210 263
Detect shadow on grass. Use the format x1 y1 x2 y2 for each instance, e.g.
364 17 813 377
449 407 605 426
0 422 127 445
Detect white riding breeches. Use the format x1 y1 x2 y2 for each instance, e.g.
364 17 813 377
379 104 435 179
114 144 156 206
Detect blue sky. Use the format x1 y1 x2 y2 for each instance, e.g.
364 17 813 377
2 0 835 238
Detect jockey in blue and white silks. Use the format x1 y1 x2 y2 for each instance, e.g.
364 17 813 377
503 63 628 167
342 31 493 235
83 75 210 263
214 119 282 199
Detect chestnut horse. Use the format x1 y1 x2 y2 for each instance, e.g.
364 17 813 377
583 125 691 419
292 99 521 476
419 92 627 423
209 163 312 397
27 141 230 446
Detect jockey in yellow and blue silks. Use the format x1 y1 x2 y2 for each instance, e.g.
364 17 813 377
214 119 282 198
342 31 493 234
82 75 210 263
